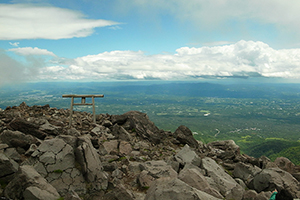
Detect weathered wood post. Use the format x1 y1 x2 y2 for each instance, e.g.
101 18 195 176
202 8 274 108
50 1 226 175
62 94 104 127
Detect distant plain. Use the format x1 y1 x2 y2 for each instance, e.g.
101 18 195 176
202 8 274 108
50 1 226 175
1 80 300 164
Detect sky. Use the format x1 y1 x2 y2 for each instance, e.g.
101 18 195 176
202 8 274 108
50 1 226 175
1 0 300 85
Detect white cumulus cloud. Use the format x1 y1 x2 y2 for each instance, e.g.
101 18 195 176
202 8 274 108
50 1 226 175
37 40 300 81
0 3 120 40
8 47 56 56
2 40 300 83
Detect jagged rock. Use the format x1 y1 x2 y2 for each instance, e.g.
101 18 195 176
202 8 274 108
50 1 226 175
274 157 296 174
102 140 119 154
102 119 113 127
4 147 22 162
0 130 39 151
133 140 150 150
25 144 38 156
138 160 178 188
64 190 82 200
233 162 261 186
178 165 223 198
128 161 144 174
38 119 61 136
253 167 300 198
144 177 222 200
138 170 156 188
201 157 244 199
292 172 300 182
58 135 78 149
173 125 199 148
255 191 272 200
208 140 240 162
174 144 201 167
121 111 163 144
242 189 258 200
258 156 274 169
111 114 128 125
224 184 245 200
119 140 132 155
27 137 86 195
91 124 111 137
4 165 60 200
76 135 108 190
111 124 132 141
8 117 48 139
0 143 9 151
66 127 81 137
102 184 134 200
208 140 240 153
0 153 19 183
235 178 247 189
1 103 300 200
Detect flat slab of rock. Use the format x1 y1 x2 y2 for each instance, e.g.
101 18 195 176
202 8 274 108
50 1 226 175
201 157 244 199
4 165 60 200
145 178 222 200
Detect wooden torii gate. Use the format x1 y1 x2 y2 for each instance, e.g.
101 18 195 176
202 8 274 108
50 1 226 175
62 94 104 127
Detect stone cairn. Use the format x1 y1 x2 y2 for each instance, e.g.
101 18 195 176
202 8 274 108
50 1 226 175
0 102 300 200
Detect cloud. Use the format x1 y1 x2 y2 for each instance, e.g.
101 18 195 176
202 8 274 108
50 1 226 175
0 3 120 40
36 40 300 81
2 41 300 84
9 42 19 47
0 46 55 86
0 49 28 85
115 0 300 45
8 47 56 56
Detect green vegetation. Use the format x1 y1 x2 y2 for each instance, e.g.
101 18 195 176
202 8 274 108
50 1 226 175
1 81 300 164
53 169 63 173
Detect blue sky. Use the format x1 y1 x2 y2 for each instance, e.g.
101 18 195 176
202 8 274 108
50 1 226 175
1 0 300 85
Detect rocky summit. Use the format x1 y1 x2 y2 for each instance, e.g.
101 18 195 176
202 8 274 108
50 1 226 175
0 102 300 200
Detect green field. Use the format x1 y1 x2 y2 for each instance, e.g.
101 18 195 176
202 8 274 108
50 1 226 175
1 81 300 164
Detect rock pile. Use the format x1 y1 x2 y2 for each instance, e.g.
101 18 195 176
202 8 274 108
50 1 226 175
0 102 300 200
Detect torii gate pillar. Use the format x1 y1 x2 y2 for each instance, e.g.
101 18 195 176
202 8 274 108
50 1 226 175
62 94 104 127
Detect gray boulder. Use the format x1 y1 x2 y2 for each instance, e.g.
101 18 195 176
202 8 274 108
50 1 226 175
207 140 240 161
4 165 60 200
64 190 82 200
201 157 244 199
8 117 48 139
145 178 222 200
102 139 119 154
233 162 261 186
138 160 178 188
102 184 134 200
0 129 39 151
121 111 163 144
174 144 201 167
38 119 61 136
111 124 132 141
178 165 223 198
76 135 108 190
173 125 199 148
119 140 133 155
274 157 296 174
28 137 86 195
0 153 19 183
253 167 300 198
242 189 257 200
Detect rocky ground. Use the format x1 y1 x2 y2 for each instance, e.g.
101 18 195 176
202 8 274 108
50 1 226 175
0 102 300 200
